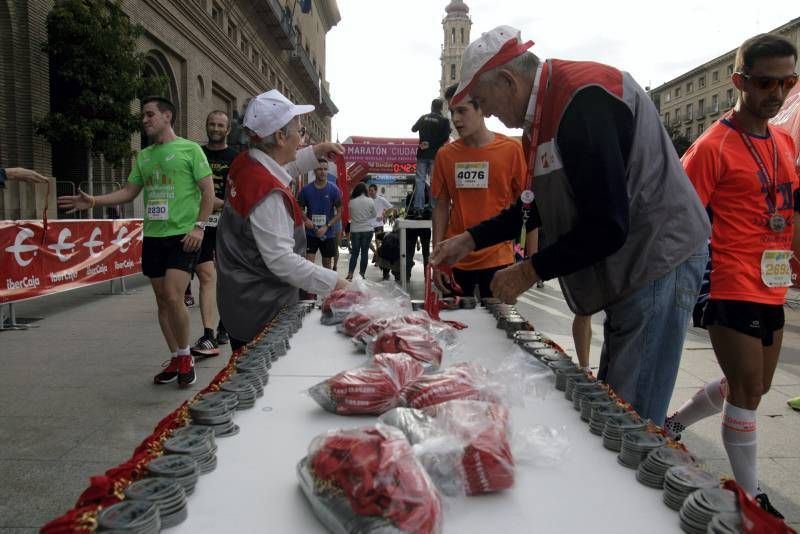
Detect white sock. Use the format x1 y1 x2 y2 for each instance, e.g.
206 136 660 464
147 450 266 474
721 400 758 496
665 377 727 436
171 351 177 358
177 346 190 356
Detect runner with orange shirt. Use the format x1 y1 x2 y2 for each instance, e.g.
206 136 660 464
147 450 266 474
664 33 799 519
432 83 534 297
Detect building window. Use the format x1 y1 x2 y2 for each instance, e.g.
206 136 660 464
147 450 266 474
664 112 670 125
698 76 705 89
665 91 671 102
450 63 456 80
712 94 718 112
686 81 693 93
675 108 681 122
451 28 455 44
675 87 681 98
726 88 735 106
726 64 733 76
685 127 692 139
461 27 465 44
253 51 259 66
241 37 248 54
228 21 237 41
211 2 223 26
686 103 693 121
697 123 704 136
698 98 704 116
260 60 267 75
712 70 719 82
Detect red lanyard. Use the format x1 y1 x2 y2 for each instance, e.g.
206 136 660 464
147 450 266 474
728 113 780 212
523 60 550 210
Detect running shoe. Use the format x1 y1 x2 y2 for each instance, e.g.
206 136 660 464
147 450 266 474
788 396 800 411
190 335 220 358
662 414 684 441
177 355 196 388
154 357 179 384
216 329 230 346
184 293 195 307
755 493 785 519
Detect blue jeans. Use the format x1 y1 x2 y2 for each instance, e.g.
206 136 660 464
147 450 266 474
348 231 373 276
598 247 708 425
413 159 433 209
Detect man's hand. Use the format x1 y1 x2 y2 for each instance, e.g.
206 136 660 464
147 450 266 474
313 142 345 160
315 226 328 238
433 269 454 294
304 219 315 229
6 167 50 184
334 277 350 291
431 232 476 267
181 227 204 253
57 190 93 213
419 141 430 150
490 261 539 304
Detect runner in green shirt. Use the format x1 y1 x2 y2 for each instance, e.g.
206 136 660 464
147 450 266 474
58 96 215 388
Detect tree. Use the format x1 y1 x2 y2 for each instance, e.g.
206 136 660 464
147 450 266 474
35 0 165 184
665 124 692 158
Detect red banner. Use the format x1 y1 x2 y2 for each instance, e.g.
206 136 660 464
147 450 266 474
1 219 143 304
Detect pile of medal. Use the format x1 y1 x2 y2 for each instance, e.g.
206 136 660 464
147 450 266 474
663 465 721 510
617 430 667 469
679 487 740 534
94 302 316 532
636 447 697 489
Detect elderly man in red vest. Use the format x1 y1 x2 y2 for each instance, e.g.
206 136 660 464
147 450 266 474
432 25 711 426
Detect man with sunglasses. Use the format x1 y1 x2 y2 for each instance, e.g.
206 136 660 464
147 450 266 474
664 34 798 519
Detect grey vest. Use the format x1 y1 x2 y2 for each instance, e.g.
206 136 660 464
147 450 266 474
215 152 306 342
533 60 710 315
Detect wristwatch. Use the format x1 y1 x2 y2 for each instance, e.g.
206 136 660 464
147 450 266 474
194 221 206 231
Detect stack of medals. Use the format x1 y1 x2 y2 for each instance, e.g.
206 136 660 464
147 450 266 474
679 487 739 534
513 331 545 345
220 374 259 409
163 432 218 475
602 413 646 449
459 296 478 309
236 354 271 388
96 500 160 533
706 511 743 533
124 477 188 528
589 405 628 436
571 382 606 412
578 391 614 422
618 430 666 469
565 374 596 402
663 465 719 510
636 447 697 489
145 454 200 496
189 393 239 437
555 368 584 392
534 347 571 364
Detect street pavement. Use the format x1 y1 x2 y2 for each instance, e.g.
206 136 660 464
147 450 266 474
1 247 799 532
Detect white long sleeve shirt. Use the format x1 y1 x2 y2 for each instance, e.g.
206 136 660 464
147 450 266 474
247 147 338 295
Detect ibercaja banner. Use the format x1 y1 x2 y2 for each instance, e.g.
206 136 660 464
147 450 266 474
1 219 143 304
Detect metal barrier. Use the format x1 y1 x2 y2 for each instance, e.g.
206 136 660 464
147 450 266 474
77 180 124 219
55 181 76 219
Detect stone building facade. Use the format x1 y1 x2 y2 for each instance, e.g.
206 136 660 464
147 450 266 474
439 0 471 99
0 0 340 219
650 17 799 143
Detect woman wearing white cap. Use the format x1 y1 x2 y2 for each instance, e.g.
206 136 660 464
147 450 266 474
215 90 347 350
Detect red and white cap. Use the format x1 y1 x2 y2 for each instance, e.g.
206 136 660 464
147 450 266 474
452 25 534 104
242 89 314 138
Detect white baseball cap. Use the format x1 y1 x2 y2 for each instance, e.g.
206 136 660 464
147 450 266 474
452 25 534 105
242 89 315 138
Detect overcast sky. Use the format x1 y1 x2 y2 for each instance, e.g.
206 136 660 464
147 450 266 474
325 0 798 139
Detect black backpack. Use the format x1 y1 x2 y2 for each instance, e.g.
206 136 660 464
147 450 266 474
378 231 400 262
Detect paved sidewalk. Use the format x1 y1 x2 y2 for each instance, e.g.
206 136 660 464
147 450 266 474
1 249 798 531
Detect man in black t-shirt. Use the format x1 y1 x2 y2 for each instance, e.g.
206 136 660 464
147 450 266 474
403 186 432 279
410 98 450 215
190 110 239 357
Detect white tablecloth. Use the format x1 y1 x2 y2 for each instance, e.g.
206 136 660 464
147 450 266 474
172 308 682 533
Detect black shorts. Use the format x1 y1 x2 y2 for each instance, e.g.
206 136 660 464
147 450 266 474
306 235 337 258
452 264 510 298
197 227 217 264
142 235 200 278
701 299 785 346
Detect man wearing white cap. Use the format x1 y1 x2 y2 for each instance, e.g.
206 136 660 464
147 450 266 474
432 26 711 425
215 90 347 350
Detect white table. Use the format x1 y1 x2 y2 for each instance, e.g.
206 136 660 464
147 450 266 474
172 308 683 533
396 218 432 291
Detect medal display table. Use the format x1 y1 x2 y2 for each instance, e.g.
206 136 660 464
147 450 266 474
171 308 682 534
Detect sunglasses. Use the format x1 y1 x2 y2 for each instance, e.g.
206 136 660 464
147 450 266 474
736 72 799 91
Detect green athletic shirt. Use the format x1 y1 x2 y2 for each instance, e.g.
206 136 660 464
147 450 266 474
128 137 212 237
